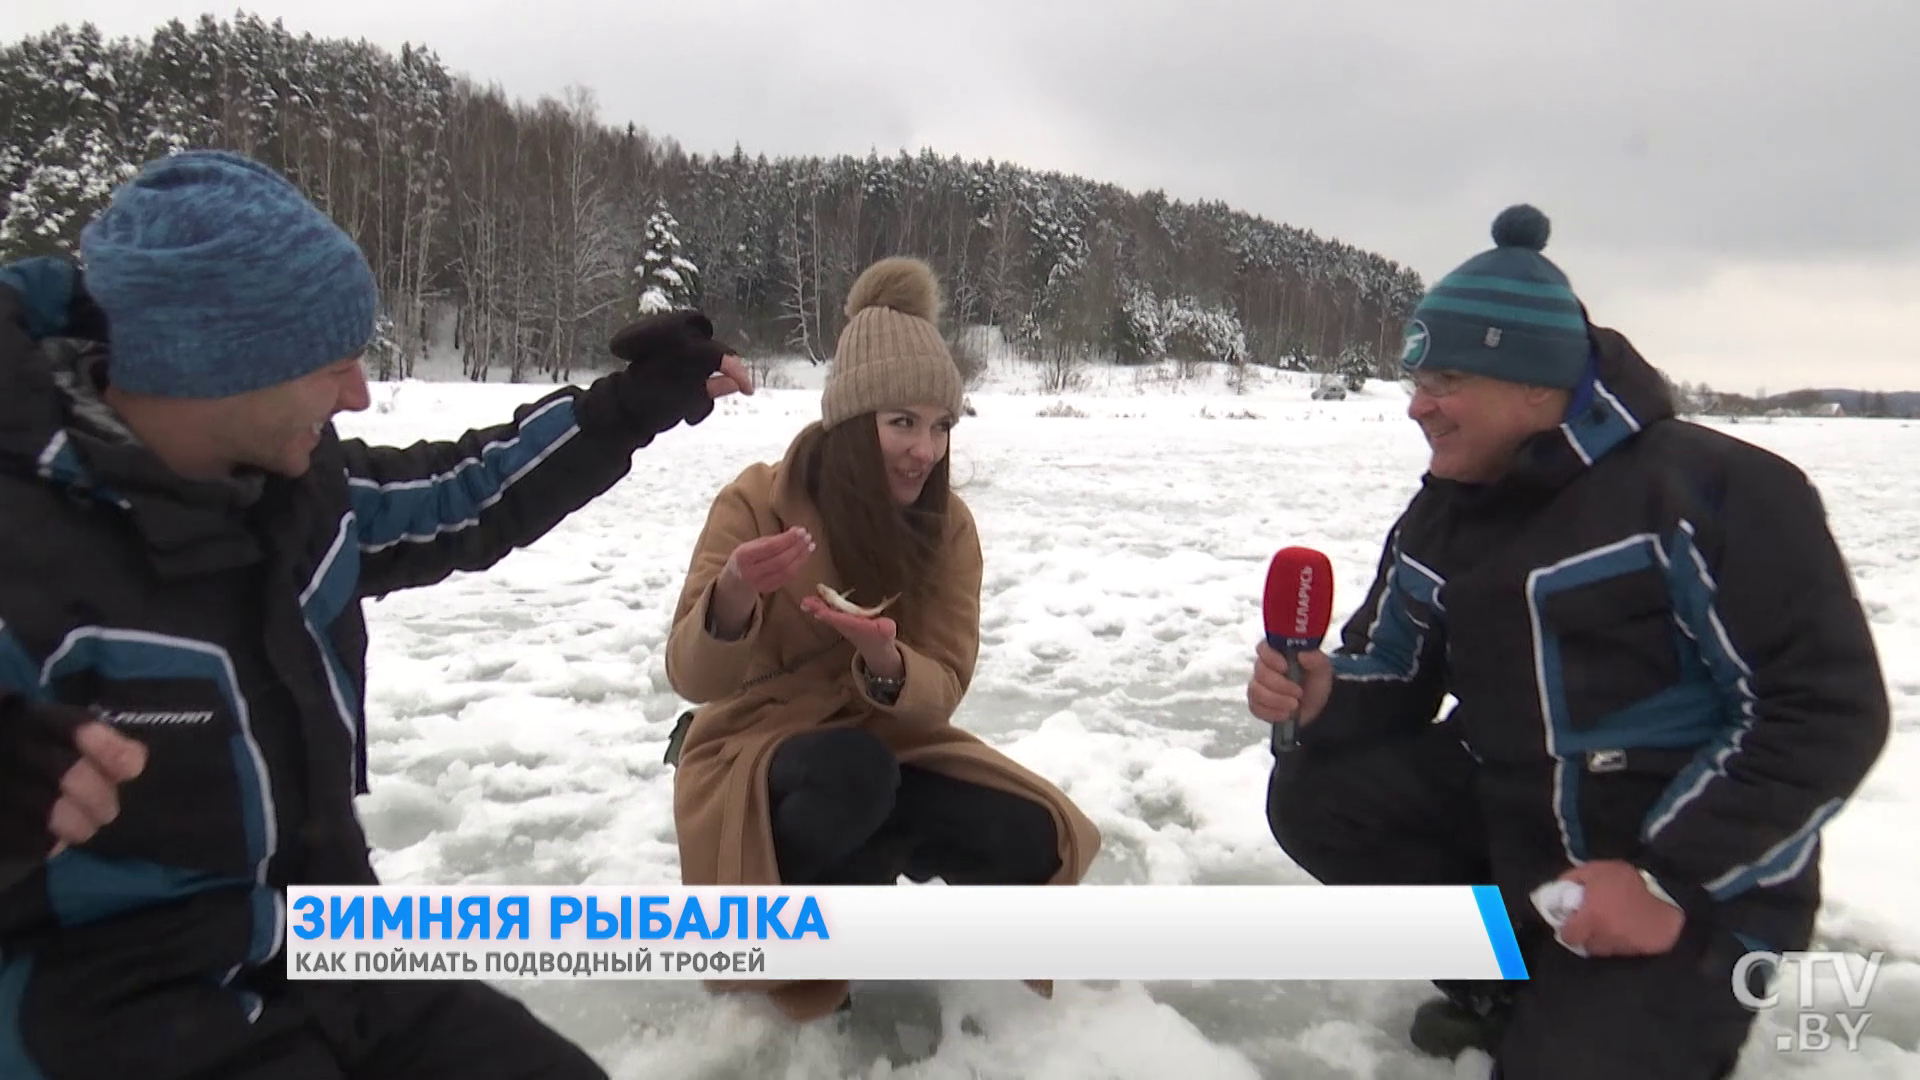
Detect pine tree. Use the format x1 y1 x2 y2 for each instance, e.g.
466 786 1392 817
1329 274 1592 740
1110 286 1162 365
1334 343 1373 391
0 24 144 257
635 200 699 314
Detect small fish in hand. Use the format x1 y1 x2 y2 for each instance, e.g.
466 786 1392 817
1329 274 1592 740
815 583 898 618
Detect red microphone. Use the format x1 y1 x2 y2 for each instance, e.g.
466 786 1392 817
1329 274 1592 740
1262 546 1334 752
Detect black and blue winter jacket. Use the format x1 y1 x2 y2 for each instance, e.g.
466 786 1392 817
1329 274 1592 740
1307 325 1889 949
0 267 648 1078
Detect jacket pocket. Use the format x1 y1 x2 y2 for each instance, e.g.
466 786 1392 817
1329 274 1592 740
1530 549 1686 739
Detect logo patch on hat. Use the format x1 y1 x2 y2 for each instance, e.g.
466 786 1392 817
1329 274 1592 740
1401 320 1430 369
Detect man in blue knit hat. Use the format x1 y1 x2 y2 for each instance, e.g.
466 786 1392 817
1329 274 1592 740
1248 207 1888 1078
0 149 752 1079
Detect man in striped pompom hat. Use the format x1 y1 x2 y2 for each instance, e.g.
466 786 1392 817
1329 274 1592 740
1251 205 1887 1079
1394 203 1594 482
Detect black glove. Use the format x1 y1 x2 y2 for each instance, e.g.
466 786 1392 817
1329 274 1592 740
576 310 736 448
0 695 92 860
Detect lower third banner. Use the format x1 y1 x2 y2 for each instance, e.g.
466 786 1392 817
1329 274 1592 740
283 884 1527 982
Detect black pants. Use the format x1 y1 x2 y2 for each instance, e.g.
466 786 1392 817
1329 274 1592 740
14 975 604 1080
1266 721 1770 1080
767 727 1062 886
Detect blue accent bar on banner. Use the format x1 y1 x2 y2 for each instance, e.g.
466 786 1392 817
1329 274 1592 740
1472 884 1530 980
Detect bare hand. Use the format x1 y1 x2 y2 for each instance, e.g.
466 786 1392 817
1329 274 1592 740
1246 643 1332 727
708 526 814 638
799 596 899 659
705 354 754 399
720 526 814 596
49 721 148 856
1555 860 1685 957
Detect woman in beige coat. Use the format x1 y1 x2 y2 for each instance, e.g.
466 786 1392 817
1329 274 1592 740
664 256 1102 1022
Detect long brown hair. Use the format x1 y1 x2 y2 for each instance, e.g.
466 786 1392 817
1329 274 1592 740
785 415 951 640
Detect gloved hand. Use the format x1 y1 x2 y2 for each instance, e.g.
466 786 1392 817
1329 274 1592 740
0 695 147 860
576 310 745 448
0 256 110 342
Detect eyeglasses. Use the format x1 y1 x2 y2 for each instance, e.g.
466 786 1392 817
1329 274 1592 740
1399 370 1477 398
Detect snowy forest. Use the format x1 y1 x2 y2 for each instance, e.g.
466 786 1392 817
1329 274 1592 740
1 13 1426 386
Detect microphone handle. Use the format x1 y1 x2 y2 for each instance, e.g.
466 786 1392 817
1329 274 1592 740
1271 649 1304 753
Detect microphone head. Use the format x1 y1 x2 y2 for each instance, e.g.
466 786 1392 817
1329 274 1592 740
1263 546 1334 651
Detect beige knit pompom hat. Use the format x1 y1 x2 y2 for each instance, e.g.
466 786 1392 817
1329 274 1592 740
820 256 965 430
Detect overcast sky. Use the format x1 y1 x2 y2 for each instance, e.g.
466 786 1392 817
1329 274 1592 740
9 0 1917 392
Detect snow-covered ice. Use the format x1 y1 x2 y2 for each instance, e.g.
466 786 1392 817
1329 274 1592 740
335 364 1920 1079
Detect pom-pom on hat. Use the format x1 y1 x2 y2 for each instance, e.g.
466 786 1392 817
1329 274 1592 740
1398 204 1592 389
820 257 964 430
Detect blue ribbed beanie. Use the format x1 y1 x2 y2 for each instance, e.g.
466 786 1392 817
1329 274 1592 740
79 150 378 399
1398 205 1591 389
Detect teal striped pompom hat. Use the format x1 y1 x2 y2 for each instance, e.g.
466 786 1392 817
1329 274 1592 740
1398 205 1591 388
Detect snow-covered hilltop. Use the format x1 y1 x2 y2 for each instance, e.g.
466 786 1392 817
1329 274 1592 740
2 13 1420 391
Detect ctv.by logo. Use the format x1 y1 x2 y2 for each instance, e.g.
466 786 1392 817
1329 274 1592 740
1732 949 1882 1052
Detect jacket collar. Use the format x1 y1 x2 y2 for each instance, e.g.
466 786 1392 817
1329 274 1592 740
1 329 270 578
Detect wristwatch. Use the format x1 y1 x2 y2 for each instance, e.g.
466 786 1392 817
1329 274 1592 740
863 668 903 704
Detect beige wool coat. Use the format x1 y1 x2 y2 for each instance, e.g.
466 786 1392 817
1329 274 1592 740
665 445 1103 1021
